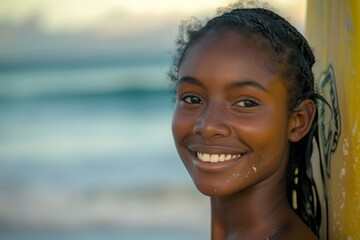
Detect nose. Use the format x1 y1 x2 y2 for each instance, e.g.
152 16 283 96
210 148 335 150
193 101 231 138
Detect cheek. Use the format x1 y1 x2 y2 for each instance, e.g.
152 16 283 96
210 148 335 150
236 110 290 166
218 115 290 194
171 107 197 175
171 106 194 147
237 109 287 137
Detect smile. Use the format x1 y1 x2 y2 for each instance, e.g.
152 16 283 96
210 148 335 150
196 152 241 163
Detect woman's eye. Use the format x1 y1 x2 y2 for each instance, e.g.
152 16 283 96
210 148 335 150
181 96 202 104
236 100 258 108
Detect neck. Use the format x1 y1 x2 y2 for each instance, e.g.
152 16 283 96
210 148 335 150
210 179 293 240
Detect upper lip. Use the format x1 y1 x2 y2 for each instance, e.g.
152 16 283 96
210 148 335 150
187 144 248 155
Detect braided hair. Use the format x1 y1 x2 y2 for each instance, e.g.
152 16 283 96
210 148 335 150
169 1 327 237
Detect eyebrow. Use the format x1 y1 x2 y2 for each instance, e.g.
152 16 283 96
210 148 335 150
225 80 268 93
176 76 205 88
177 76 268 93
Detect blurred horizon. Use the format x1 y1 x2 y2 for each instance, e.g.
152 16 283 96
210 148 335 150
0 0 306 67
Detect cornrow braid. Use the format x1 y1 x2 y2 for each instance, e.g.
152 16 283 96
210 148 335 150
222 9 283 52
169 3 328 237
255 7 315 66
246 8 316 109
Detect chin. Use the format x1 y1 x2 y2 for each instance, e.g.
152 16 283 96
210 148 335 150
192 178 236 197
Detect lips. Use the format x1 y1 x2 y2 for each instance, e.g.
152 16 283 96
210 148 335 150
196 152 241 163
184 144 248 173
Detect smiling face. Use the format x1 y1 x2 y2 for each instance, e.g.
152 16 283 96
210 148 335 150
172 31 295 196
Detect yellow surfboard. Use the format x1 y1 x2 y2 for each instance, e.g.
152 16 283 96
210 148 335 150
306 0 360 239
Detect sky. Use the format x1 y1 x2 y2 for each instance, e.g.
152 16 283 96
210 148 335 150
0 0 307 66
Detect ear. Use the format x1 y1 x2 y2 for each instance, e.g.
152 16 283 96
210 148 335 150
288 99 316 142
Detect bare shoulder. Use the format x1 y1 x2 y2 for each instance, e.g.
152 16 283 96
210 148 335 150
275 212 318 240
277 225 318 240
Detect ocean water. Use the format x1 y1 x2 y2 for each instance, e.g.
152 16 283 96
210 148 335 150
0 63 210 239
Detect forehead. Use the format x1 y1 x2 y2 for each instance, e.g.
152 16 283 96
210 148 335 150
179 31 279 88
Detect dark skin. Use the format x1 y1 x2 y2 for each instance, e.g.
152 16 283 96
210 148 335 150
172 31 318 240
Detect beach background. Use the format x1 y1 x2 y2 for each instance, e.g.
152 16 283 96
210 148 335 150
0 1 306 239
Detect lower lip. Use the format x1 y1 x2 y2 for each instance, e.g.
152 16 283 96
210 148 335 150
192 153 244 173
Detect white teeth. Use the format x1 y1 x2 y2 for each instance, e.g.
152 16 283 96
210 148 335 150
202 153 210 162
210 154 219 163
197 152 241 163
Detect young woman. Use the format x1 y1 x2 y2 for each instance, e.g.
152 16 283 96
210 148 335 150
170 2 325 239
